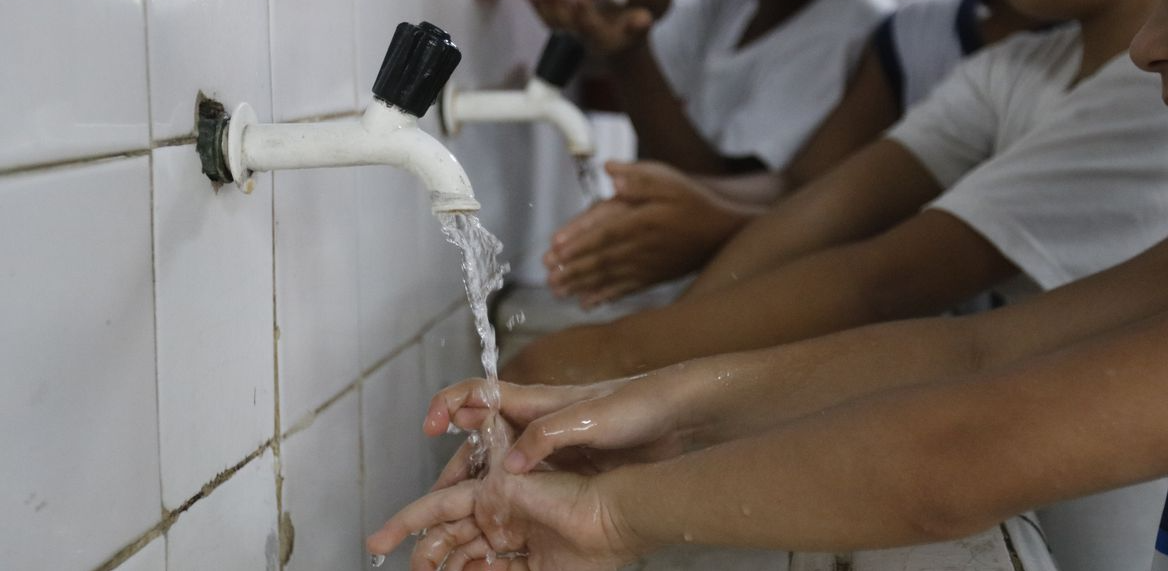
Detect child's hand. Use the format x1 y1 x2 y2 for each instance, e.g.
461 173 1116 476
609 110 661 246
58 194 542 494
528 0 670 56
423 375 687 490
367 446 647 570
545 161 749 307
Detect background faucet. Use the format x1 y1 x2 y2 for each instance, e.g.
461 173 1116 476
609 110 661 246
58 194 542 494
197 21 481 214
438 32 596 157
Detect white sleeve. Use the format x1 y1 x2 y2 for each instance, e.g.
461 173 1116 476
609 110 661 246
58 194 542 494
886 48 999 188
928 60 1168 290
648 0 714 100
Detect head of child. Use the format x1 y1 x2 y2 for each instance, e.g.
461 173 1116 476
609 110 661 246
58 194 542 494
1132 0 1168 103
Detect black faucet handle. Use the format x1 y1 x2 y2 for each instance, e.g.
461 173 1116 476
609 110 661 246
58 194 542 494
535 31 586 88
373 21 462 118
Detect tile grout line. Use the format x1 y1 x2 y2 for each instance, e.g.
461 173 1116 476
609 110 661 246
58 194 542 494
139 0 169 566
0 114 355 179
280 297 464 444
91 439 275 571
262 2 289 567
0 150 153 178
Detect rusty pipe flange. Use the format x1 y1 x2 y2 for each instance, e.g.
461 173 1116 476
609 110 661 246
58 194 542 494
196 98 233 183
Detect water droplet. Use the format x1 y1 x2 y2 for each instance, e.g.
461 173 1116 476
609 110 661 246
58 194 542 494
683 532 694 543
730 272 740 281
370 554 386 567
506 311 526 331
741 505 752 517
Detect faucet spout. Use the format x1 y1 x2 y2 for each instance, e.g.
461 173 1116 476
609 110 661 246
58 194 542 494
222 100 480 214
440 78 596 157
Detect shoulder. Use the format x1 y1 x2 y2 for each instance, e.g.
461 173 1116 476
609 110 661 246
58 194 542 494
967 24 1080 74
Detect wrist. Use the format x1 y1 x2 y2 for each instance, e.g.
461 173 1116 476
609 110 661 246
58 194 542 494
593 462 672 556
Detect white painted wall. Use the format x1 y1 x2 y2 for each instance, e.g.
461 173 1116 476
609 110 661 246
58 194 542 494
0 0 548 569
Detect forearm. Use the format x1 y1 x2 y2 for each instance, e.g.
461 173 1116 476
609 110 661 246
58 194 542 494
607 310 1168 553
609 43 730 173
687 140 941 298
607 211 1013 377
672 238 1168 444
667 316 983 448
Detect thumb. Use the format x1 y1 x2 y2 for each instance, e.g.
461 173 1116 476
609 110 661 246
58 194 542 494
503 403 607 474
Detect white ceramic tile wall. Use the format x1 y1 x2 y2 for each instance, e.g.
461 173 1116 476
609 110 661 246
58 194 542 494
154 146 276 509
275 168 362 431
362 345 430 571
0 158 160 570
356 165 463 370
421 306 484 474
148 0 273 140
2 1 549 568
115 537 166 571
167 451 279 571
282 391 363 571
0 1 150 170
270 0 358 121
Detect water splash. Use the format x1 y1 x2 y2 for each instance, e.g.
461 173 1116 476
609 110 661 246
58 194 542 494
437 213 512 467
574 157 605 205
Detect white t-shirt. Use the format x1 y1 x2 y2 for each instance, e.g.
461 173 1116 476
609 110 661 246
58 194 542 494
651 0 893 171
889 25 1168 294
889 25 1168 571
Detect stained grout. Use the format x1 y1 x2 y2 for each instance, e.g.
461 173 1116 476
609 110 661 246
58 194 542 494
0 150 153 178
0 114 355 180
91 439 275 571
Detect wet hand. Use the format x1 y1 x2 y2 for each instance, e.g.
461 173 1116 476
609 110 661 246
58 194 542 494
367 431 646 571
545 161 749 307
527 0 669 55
424 376 685 490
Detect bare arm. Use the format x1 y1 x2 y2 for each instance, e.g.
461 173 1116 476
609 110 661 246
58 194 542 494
505 208 1011 385
684 139 942 299
609 42 743 173
671 236 1168 445
606 308 1168 552
782 42 901 190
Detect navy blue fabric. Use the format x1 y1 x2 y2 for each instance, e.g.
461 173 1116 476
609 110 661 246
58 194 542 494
872 15 905 112
955 0 985 56
1157 495 1168 555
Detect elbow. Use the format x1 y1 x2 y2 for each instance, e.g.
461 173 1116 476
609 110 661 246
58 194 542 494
898 488 999 545
889 419 1013 544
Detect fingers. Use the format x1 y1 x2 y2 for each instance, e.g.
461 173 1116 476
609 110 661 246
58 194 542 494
503 402 611 474
607 160 690 203
366 481 477 556
425 378 488 436
465 559 527 571
580 278 645 308
547 242 644 298
432 441 475 492
410 519 484 571
548 200 633 262
442 537 495 571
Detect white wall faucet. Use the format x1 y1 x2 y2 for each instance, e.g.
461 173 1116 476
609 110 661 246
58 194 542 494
197 21 481 214
438 32 596 158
